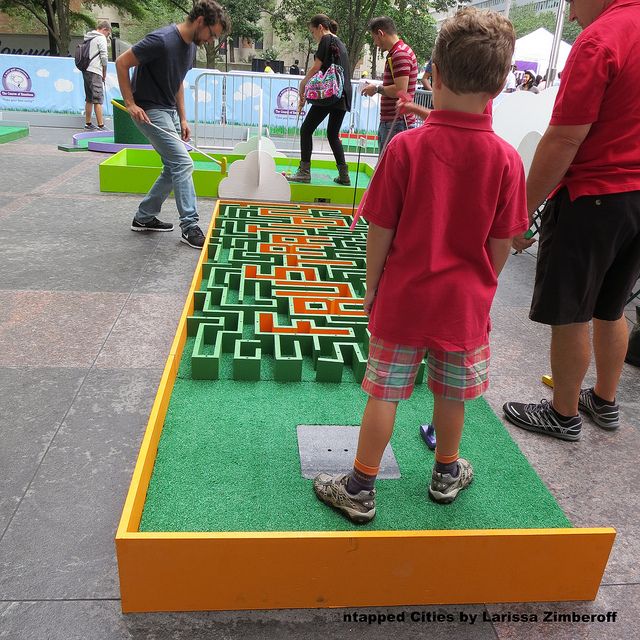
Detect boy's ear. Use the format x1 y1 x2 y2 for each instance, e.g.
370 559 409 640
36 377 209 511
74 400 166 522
431 62 442 90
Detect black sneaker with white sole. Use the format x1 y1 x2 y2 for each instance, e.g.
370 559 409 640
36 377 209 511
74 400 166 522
131 217 174 232
503 399 582 441
84 123 97 130
181 225 205 249
578 387 620 430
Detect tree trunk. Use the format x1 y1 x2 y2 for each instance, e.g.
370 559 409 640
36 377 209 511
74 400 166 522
304 42 312 74
205 44 216 68
43 0 59 56
57 0 71 57
370 43 377 78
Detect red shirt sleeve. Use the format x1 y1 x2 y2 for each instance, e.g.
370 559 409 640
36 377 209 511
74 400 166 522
550 36 615 126
489 152 529 239
360 140 408 230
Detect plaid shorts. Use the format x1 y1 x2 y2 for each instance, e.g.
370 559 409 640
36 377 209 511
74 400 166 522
362 336 490 402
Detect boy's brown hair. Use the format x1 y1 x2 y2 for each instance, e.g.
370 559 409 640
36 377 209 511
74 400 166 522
432 8 515 95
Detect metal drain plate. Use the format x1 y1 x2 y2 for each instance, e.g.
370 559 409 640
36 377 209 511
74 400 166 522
296 425 401 479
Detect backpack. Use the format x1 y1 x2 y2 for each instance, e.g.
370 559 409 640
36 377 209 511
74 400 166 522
74 36 100 72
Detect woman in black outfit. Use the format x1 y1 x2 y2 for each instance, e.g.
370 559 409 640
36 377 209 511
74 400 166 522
288 14 352 185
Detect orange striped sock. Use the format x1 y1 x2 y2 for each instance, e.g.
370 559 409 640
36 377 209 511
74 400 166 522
435 450 459 477
347 458 379 494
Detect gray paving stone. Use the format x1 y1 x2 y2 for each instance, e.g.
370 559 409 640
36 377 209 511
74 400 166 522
0 153 88 193
94 293 186 369
0 368 162 600
489 584 639 640
0 198 160 292
0 601 498 640
0 290 127 367
0 367 86 534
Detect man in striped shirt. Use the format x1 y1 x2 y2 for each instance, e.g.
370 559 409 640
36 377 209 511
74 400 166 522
362 16 418 153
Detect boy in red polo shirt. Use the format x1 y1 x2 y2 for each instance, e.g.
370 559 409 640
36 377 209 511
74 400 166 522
314 8 528 523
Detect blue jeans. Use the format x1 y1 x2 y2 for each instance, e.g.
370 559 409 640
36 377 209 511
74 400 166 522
134 109 199 232
378 118 409 155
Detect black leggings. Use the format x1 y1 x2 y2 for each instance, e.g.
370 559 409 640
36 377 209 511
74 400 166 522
300 105 347 165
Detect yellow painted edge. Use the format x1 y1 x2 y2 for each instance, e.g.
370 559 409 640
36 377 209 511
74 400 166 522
116 199 612 543
116 200 221 537
118 527 615 540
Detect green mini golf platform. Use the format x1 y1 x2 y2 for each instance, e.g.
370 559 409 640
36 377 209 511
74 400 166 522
115 201 614 613
142 201 571 533
99 148 373 204
0 122 29 143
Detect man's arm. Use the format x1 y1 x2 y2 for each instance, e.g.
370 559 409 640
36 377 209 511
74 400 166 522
98 36 108 80
364 223 396 314
176 82 189 141
421 75 432 91
512 123 591 251
526 123 592 216
362 74 409 98
115 48 150 123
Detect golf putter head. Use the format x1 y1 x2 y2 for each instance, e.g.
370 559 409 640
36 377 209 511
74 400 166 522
419 424 436 450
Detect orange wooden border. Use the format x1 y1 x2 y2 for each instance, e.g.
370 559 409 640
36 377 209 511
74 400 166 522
116 199 615 613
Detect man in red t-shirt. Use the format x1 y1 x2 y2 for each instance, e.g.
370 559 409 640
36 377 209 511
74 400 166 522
504 0 640 441
313 9 527 523
361 16 418 153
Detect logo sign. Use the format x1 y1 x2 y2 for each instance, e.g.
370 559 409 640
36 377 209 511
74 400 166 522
1 67 35 97
274 87 299 116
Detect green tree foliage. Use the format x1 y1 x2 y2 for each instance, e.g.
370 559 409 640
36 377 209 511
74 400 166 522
124 0 263 67
0 0 147 55
366 0 437 76
271 0 451 75
509 3 582 44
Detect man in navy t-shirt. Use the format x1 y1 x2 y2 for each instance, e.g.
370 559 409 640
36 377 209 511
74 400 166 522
116 0 229 249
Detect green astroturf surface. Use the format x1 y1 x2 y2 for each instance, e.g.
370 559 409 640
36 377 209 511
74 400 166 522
0 125 29 143
139 338 571 533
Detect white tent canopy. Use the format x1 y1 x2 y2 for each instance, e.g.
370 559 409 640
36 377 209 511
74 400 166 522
514 27 572 77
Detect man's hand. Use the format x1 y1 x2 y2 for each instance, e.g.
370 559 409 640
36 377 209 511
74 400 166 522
363 288 377 315
180 119 191 142
512 233 536 253
127 103 150 124
361 82 378 97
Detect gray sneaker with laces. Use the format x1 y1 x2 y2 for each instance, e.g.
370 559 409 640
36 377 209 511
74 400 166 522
428 458 474 505
502 399 582 441
578 387 620 430
313 472 376 523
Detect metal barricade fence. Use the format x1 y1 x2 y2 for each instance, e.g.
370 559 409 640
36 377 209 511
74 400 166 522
193 71 385 157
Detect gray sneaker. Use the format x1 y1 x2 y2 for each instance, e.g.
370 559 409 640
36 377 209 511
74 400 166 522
428 459 474 505
313 472 376 524
578 387 620 430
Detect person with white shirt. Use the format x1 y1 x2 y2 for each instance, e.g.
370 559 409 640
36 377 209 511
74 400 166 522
83 21 111 130
504 64 517 92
